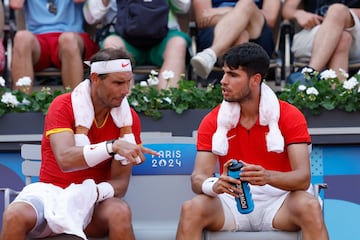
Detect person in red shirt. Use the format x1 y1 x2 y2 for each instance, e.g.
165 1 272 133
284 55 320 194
176 42 329 240
1 48 158 240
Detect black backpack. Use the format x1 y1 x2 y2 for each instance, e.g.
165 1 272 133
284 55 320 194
114 0 169 49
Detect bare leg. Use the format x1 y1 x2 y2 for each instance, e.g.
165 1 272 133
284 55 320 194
58 32 85 90
85 198 135 240
309 4 354 74
191 0 264 79
210 0 264 56
158 36 187 90
176 195 225 240
102 35 126 49
273 191 329 240
11 30 41 93
0 202 37 240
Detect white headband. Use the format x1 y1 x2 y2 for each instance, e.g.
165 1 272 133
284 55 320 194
90 59 132 74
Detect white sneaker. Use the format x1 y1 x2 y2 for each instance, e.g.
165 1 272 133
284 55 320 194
191 48 217 79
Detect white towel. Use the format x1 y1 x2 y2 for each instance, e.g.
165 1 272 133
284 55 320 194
259 83 284 153
71 79 136 163
212 101 240 156
15 180 98 240
212 83 284 156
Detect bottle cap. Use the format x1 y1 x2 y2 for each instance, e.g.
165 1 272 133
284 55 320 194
228 159 243 171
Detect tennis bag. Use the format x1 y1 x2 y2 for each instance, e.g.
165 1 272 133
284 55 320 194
115 0 169 49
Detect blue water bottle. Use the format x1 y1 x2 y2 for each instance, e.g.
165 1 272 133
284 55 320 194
227 159 254 214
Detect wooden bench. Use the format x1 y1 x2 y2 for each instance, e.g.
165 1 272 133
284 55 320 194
2 133 325 240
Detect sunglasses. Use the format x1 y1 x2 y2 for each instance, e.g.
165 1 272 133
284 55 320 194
47 0 57 15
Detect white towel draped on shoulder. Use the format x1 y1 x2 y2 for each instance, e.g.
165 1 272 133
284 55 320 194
71 79 136 162
212 82 284 156
212 101 240 156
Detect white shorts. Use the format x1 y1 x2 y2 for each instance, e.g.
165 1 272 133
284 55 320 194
292 9 360 61
13 195 55 238
12 181 96 238
218 184 289 231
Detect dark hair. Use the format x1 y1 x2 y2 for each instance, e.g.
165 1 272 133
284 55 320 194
90 47 134 64
219 42 270 79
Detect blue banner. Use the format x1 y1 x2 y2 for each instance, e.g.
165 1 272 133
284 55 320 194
132 143 196 175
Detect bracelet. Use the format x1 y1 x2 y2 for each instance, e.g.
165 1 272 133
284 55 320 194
201 177 219 197
83 141 111 167
106 140 115 156
96 182 114 202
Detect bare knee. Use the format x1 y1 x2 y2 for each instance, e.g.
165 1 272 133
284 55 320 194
98 199 132 227
234 0 257 13
13 30 36 51
103 35 125 49
290 194 324 227
181 198 201 217
325 4 350 24
180 196 214 223
2 202 37 234
110 200 132 223
303 197 323 222
58 32 83 55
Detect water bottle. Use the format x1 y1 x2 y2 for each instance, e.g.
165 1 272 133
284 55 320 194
227 159 254 214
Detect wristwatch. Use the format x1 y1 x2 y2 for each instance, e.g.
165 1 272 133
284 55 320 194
106 140 115 157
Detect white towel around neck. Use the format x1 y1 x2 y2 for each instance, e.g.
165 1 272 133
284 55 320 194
71 79 136 162
212 83 284 156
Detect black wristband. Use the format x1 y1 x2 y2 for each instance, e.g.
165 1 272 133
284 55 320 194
106 140 115 157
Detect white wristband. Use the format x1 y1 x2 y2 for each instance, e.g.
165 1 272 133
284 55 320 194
202 177 219 197
96 182 114 202
83 141 111 167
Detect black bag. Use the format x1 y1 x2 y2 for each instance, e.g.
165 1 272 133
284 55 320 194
115 0 169 49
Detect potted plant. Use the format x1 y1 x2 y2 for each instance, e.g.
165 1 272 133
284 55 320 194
277 68 360 127
0 68 359 135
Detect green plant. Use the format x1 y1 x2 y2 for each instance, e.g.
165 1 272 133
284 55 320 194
277 68 360 114
0 80 70 116
0 73 223 119
127 73 223 119
2 68 359 120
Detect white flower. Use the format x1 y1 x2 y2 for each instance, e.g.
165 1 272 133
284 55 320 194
150 70 158 76
143 96 149 102
140 81 148 87
22 98 31 105
298 85 306 91
306 87 319 95
343 77 359 90
0 77 5 87
320 69 337 80
1 92 20 107
163 97 172 104
16 76 32 87
161 70 175 80
301 67 314 74
131 100 139 107
147 76 159 86
339 68 349 79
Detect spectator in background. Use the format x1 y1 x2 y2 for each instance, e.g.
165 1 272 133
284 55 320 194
191 0 281 79
84 0 191 90
10 0 99 93
283 0 360 84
